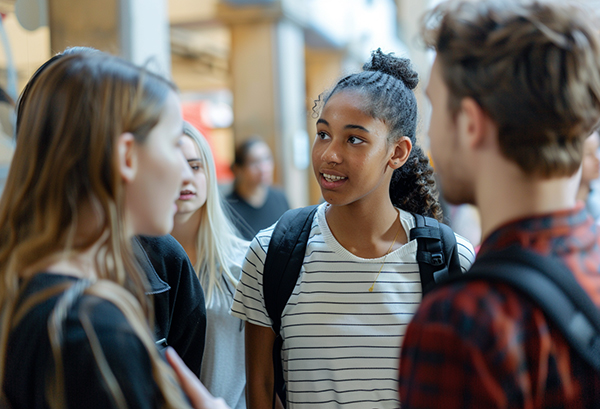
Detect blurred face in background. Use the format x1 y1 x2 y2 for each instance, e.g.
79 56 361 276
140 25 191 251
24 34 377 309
237 141 274 188
581 131 600 187
176 135 208 215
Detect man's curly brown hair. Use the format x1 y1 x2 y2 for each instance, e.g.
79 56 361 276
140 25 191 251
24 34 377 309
422 0 600 177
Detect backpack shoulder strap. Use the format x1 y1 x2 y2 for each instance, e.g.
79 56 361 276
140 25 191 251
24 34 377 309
410 214 461 294
263 205 319 335
262 205 319 408
454 245 600 371
438 220 462 277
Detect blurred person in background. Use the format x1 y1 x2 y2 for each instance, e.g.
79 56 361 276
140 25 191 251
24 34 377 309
577 130 600 221
399 0 600 407
172 122 249 409
226 137 289 240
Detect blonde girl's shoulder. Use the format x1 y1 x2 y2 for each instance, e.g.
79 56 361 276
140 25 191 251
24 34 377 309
232 237 251 266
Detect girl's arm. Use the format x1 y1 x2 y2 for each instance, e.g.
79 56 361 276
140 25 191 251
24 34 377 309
245 322 284 409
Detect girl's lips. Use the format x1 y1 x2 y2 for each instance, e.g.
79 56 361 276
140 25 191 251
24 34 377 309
320 173 347 189
319 168 346 178
178 191 195 200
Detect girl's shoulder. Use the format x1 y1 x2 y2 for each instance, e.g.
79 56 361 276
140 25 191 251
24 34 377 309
251 203 325 250
17 274 138 337
230 237 251 266
9 275 162 409
398 209 476 270
10 275 148 379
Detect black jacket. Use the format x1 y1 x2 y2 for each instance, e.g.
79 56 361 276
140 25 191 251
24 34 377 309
134 235 206 377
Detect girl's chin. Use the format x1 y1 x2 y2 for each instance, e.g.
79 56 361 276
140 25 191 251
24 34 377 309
319 192 351 207
174 203 201 216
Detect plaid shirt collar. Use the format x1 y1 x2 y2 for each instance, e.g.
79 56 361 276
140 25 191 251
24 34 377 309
478 204 596 257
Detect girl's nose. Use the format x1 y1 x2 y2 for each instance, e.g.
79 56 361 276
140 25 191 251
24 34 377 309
322 141 342 164
180 153 193 184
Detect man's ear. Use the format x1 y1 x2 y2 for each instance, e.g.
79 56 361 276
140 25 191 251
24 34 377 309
459 97 492 149
389 136 412 170
117 132 137 183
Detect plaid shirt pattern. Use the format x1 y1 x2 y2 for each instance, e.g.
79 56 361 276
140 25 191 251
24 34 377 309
399 206 600 408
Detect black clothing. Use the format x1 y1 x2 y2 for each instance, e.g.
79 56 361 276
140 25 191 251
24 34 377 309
4 235 205 409
5 274 166 409
134 235 206 377
226 187 289 240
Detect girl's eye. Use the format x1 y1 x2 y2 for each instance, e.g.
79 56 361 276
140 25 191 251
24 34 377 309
317 131 330 140
188 162 203 171
348 136 363 145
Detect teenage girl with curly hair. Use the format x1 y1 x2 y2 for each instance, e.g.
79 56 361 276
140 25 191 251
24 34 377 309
232 49 476 408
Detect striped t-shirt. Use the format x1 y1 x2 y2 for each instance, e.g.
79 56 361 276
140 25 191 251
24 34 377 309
231 203 475 408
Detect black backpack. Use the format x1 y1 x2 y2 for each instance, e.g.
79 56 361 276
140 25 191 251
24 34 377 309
262 205 463 407
447 245 600 372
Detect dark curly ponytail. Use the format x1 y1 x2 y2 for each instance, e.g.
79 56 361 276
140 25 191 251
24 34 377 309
390 145 443 221
314 48 443 221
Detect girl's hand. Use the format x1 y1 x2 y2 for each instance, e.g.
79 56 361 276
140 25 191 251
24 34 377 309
165 347 231 409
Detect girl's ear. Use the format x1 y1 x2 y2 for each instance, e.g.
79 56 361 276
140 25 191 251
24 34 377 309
389 136 412 170
117 132 138 183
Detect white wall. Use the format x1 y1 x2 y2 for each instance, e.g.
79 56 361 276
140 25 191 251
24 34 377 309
122 0 171 77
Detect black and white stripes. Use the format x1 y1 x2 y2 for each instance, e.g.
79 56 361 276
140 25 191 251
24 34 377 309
231 203 474 408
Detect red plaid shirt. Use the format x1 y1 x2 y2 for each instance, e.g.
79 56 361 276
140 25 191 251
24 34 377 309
399 205 600 408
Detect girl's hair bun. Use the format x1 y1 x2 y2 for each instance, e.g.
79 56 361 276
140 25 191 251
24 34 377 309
363 48 419 90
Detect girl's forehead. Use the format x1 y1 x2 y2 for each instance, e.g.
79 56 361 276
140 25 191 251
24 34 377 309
322 90 372 115
182 135 202 158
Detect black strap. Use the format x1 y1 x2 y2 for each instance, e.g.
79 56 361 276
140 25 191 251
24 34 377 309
452 246 600 371
264 205 319 335
263 205 319 408
411 214 461 294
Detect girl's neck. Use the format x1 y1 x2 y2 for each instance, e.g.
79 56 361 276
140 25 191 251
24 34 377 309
325 198 406 258
44 229 111 280
42 203 108 279
171 210 202 266
236 183 268 208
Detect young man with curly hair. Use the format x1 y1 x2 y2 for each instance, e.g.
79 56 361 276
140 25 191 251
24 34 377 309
399 1 600 407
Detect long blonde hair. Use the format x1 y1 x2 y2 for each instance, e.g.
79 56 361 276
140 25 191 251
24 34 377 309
182 122 246 306
0 52 190 408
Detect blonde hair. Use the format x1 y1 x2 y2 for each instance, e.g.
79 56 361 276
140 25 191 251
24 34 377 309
182 122 246 306
0 52 190 407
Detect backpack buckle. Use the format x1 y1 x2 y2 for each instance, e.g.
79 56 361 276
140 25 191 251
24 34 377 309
431 253 444 266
